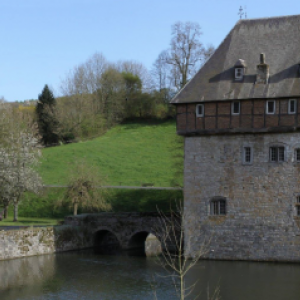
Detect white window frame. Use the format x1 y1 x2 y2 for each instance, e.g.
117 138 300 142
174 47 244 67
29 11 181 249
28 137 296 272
243 146 253 164
196 104 204 117
235 68 244 80
288 99 297 114
266 100 276 114
231 101 240 115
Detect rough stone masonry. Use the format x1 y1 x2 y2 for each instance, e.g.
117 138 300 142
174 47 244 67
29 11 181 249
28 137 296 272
184 133 300 262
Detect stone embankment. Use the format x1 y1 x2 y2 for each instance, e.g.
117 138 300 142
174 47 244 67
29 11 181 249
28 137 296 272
0 225 93 261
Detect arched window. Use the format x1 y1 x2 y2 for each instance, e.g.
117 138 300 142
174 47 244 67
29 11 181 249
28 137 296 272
210 197 226 216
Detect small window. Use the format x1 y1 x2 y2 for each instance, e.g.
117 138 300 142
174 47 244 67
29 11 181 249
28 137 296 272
196 104 204 117
235 68 244 80
270 147 285 162
289 99 296 114
266 100 275 114
210 198 226 216
296 196 300 216
244 147 252 164
296 149 300 162
231 101 240 115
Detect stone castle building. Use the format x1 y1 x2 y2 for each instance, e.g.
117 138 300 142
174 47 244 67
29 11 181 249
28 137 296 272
171 15 300 261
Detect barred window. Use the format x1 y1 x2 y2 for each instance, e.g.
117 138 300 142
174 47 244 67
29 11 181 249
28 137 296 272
296 149 300 162
270 147 285 162
244 147 252 163
210 198 226 216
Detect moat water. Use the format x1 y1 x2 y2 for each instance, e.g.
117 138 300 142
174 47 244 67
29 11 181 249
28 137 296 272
1 250 300 300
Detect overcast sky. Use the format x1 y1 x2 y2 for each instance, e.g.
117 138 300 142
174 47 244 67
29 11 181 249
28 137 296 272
1 0 300 101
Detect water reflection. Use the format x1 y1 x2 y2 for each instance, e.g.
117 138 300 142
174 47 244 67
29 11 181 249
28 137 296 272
1 252 300 299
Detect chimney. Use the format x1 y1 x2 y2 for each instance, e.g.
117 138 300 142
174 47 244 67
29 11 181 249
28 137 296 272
256 53 269 84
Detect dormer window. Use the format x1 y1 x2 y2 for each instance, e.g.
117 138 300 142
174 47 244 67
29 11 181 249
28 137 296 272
234 59 246 81
235 68 244 79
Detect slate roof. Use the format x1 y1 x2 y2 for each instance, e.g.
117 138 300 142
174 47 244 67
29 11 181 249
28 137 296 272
171 15 300 104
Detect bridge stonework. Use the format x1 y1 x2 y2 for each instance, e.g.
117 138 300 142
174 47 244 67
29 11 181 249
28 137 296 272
64 212 175 256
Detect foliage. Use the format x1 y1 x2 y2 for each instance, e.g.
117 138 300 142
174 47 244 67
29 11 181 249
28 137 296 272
59 161 111 215
36 84 60 145
0 131 43 221
15 188 182 219
0 100 43 221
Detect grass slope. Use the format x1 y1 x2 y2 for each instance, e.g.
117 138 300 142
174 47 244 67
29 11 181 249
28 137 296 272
2 119 184 221
39 119 183 187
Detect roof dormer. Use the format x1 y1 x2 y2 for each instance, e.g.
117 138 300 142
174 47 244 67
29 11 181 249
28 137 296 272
234 59 246 81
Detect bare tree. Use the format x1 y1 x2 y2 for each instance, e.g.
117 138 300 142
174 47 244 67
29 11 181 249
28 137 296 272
153 22 214 93
167 21 205 89
152 51 172 92
153 203 220 300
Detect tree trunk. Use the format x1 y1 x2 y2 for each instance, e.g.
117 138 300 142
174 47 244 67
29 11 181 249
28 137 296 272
13 203 18 222
73 202 78 216
3 205 8 219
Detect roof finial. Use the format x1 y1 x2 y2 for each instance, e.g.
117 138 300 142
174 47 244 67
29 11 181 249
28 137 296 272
238 6 244 19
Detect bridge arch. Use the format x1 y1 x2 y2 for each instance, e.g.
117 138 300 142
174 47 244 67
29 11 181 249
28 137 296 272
127 230 161 256
94 229 122 255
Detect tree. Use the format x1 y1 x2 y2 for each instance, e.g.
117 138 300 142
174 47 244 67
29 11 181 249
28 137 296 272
61 161 111 215
167 22 204 89
98 67 126 127
0 131 43 222
152 51 171 92
154 22 215 92
36 85 60 146
153 203 220 300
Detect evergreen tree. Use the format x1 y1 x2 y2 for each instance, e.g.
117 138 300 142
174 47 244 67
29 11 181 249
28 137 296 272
36 85 60 145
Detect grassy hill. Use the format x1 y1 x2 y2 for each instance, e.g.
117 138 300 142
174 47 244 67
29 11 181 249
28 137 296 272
39 119 183 187
15 119 184 218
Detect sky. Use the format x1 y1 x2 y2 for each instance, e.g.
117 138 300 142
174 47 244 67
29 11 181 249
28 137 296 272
1 0 300 102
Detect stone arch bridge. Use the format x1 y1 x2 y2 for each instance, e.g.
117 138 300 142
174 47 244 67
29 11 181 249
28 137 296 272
64 212 180 256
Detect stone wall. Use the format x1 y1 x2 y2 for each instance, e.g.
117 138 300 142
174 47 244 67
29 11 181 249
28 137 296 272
0 225 93 261
184 132 300 261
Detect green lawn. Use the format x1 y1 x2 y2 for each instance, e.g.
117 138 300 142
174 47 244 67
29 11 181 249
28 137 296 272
0 216 62 226
39 119 183 187
8 119 184 221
